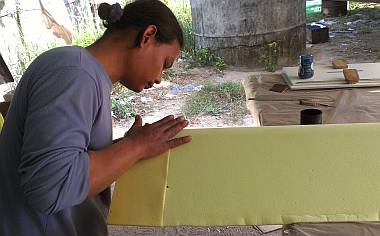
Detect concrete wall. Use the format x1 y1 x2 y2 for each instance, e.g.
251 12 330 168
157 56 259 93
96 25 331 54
190 0 306 68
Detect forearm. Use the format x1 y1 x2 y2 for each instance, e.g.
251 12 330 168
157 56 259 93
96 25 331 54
87 138 140 196
88 115 191 197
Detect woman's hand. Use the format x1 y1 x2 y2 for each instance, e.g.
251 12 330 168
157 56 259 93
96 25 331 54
123 114 192 161
88 114 191 196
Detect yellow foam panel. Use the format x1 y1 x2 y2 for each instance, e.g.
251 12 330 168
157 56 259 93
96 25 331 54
0 113 3 130
108 124 380 226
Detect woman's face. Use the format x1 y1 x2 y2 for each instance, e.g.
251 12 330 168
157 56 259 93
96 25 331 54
120 38 180 93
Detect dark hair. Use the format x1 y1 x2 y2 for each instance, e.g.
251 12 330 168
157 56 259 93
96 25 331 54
98 0 183 48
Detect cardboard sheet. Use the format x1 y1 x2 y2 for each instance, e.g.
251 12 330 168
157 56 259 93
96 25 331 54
108 124 380 226
282 63 380 90
243 74 380 126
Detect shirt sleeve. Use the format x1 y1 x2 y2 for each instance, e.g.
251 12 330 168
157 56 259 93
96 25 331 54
18 67 101 215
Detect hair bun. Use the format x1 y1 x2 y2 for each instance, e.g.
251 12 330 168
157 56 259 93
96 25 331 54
98 2 123 26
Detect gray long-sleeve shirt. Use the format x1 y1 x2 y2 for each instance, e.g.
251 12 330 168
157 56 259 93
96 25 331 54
0 46 113 236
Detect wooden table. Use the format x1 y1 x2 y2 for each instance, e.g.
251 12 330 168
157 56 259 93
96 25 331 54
243 73 380 126
333 0 380 2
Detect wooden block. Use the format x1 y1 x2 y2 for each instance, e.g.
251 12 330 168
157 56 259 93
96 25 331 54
332 59 348 69
343 69 360 84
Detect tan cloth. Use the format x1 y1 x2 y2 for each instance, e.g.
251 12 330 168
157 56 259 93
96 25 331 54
243 74 380 126
284 223 380 236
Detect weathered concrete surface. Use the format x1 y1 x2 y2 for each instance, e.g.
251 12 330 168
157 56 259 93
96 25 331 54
190 0 306 68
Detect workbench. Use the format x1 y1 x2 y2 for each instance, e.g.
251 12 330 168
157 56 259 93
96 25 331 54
333 0 380 2
243 73 380 126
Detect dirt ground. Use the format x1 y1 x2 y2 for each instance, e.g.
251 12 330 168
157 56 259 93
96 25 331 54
112 66 255 139
307 13 380 65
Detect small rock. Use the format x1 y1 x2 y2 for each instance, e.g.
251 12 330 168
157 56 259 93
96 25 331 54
140 97 153 103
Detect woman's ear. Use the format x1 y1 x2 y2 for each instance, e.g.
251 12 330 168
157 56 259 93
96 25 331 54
140 25 157 48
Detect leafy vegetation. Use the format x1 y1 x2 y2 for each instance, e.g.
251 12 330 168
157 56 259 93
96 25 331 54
357 24 373 34
349 2 379 11
167 1 194 52
166 0 227 71
183 48 227 71
111 83 137 119
72 30 103 48
260 42 279 72
183 82 246 118
306 12 324 23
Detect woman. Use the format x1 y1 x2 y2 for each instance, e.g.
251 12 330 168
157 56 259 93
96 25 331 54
0 1 191 235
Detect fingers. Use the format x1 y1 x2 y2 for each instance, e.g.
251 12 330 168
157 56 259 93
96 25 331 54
167 136 192 149
124 115 192 161
149 115 175 128
165 119 189 139
158 116 187 132
133 115 143 127
125 115 142 137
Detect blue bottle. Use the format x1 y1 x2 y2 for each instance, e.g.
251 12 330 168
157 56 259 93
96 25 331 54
298 54 314 79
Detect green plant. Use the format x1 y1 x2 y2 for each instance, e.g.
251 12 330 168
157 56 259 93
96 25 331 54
349 2 375 11
111 83 137 119
357 24 372 34
184 93 220 116
162 68 175 82
16 41 47 78
215 57 227 71
193 48 213 66
349 3 380 20
166 0 194 52
121 1 196 64
306 13 324 23
111 97 137 119
120 0 134 6
183 82 246 117
183 48 227 71
72 31 103 48
260 42 279 72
